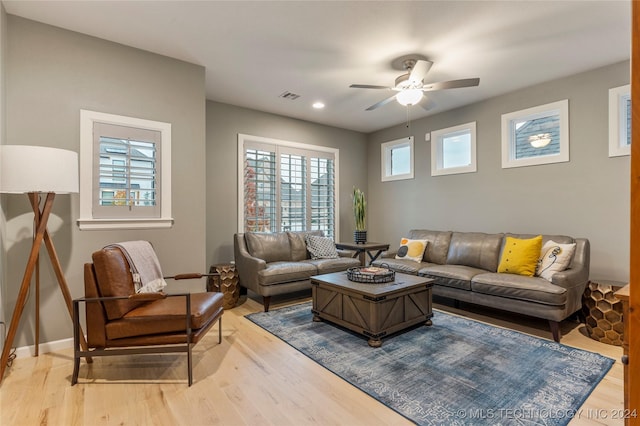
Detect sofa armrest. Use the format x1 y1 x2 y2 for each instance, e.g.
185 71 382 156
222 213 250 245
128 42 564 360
380 250 397 259
551 267 588 290
234 233 267 293
551 238 590 289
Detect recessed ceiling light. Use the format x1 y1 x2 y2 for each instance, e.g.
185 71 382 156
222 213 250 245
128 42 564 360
312 102 325 109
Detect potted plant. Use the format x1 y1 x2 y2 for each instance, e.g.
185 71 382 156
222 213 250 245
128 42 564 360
353 187 367 244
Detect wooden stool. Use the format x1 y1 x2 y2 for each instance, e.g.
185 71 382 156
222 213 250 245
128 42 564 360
581 279 625 346
207 263 240 309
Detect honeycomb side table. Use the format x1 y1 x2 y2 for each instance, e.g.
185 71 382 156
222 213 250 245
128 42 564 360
207 263 240 310
581 279 625 345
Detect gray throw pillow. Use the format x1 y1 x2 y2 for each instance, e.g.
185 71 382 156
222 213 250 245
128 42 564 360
305 235 339 259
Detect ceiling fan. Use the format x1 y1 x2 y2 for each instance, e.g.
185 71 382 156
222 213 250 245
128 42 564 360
350 54 480 111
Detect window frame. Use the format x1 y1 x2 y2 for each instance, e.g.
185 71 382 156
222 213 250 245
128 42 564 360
237 134 339 238
608 84 631 157
501 99 569 169
78 110 173 230
430 121 477 176
381 136 414 182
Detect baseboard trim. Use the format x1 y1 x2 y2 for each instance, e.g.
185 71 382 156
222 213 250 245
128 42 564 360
14 337 74 359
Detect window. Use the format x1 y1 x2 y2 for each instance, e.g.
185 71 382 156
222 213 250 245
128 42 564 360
431 122 477 176
609 84 631 157
501 100 569 168
381 137 414 181
238 134 339 238
78 110 172 230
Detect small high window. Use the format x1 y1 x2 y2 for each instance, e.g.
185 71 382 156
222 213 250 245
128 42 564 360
78 110 172 230
381 137 414 182
501 100 569 169
609 84 631 157
431 122 477 176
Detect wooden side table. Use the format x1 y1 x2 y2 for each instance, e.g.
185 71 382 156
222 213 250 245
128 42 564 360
207 263 240 310
582 279 625 345
334 242 390 266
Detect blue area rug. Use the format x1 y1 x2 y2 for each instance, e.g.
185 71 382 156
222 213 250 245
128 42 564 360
246 302 614 426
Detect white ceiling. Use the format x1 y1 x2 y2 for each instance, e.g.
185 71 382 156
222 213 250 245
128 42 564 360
2 1 631 133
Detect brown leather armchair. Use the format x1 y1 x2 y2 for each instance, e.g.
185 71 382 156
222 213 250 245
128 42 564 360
72 246 224 386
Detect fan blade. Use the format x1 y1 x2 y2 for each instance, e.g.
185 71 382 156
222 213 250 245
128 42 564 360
422 78 480 91
366 94 397 111
408 60 433 84
350 84 392 90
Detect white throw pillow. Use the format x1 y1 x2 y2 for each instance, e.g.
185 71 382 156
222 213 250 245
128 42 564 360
536 240 576 280
305 235 339 259
395 238 428 263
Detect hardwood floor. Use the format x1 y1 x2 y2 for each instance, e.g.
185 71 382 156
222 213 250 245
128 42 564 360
0 291 624 425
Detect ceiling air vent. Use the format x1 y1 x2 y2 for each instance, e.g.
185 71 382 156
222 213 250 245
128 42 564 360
279 91 301 101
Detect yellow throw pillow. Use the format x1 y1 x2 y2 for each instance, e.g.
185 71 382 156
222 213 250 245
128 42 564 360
497 235 543 276
395 238 428 263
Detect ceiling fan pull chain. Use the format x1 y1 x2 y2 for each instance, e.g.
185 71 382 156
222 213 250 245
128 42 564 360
406 105 411 129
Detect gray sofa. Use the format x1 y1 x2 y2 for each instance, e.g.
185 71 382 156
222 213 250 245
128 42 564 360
371 229 590 342
234 231 361 311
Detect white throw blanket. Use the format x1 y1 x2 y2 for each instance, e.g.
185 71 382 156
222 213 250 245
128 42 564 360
106 241 167 293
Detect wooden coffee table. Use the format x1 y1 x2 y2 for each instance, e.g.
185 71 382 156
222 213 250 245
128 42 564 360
311 271 434 347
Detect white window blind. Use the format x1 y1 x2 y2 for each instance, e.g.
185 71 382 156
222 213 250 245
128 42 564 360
239 135 337 238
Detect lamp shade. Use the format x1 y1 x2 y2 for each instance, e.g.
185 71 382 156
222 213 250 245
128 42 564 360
396 89 423 106
0 145 79 194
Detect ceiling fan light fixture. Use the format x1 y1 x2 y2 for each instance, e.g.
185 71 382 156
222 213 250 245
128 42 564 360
396 89 423 106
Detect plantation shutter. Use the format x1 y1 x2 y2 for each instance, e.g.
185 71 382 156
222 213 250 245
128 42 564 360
244 142 277 232
309 155 335 238
242 139 335 238
93 122 161 219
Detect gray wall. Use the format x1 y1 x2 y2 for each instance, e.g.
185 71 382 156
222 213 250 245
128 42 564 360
3 16 206 347
206 101 368 265
367 61 630 282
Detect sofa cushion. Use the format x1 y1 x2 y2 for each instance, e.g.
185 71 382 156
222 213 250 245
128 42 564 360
257 261 318 286
303 257 360 274
246 232 292 263
105 292 224 340
419 264 487 291
371 258 432 275
446 232 504 272
408 230 452 264
305 235 339 259
497 235 542 277
287 230 324 261
471 273 567 306
536 240 576 280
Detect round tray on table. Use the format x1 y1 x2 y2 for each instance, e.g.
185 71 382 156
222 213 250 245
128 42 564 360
346 265 395 284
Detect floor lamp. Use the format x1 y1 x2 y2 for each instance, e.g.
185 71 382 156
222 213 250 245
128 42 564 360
0 145 89 384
